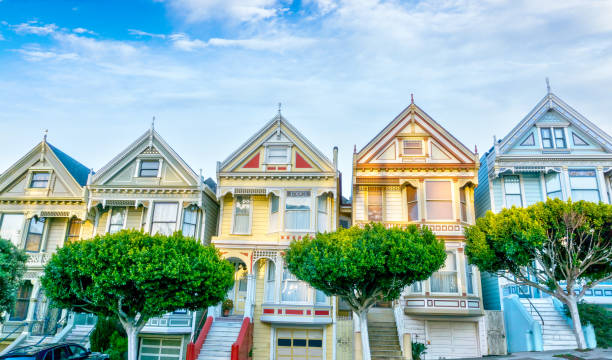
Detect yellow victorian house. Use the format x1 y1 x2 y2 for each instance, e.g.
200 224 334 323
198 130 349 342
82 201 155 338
192 112 342 360
352 100 487 359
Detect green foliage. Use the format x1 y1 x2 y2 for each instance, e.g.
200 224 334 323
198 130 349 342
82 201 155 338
222 299 233 311
106 332 128 360
412 341 427 360
465 199 612 293
0 238 27 323
284 223 446 310
90 317 126 352
41 230 234 322
565 302 612 348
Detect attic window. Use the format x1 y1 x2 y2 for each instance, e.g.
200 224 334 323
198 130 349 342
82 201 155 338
267 146 289 164
572 133 588 146
402 140 422 155
520 133 535 146
30 172 50 188
139 160 160 177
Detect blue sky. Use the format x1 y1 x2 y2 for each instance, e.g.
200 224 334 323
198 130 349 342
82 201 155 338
1 0 612 196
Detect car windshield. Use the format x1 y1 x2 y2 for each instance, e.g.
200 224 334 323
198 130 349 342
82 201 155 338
4 357 36 360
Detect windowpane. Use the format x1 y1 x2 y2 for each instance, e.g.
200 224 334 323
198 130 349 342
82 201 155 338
268 146 289 164
431 252 458 293
460 188 467 222
265 261 275 302
505 194 522 208
426 201 453 220
367 188 382 222
410 281 422 293
30 172 50 188
426 181 453 220
109 208 126 234
569 170 600 202
466 264 475 294
426 181 452 199
317 195 328 233
66 218 82 243
139 160 160 177
554 128 566 148
270 194 279 213
181 207 197 238
10 281 32 320
269 195 279 232
545 173 562 199
233 196 251 234
25 217 45 252
0 214 24 245
315 290 328 304
406 186 418 221
285 191 310 230
281 267 309 302
541 128 553 148
403 140 422 155
504 176 522 208
152 203 178 235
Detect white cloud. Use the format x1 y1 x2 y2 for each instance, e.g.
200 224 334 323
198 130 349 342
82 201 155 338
73 27 95 35
14 48 79 61
128 29 167 39
168 32 316 51
0 33 4 41
169 33 207 51
165 0 280 22
12 21 58 35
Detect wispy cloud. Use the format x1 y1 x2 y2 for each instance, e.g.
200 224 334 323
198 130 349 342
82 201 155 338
73 27 96 35
165 0 280 22
169 32 316 51
128 29 167 39
12 21 57 35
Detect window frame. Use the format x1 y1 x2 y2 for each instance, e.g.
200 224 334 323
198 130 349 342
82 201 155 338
544 172 563 200
316 195 328 233
465 263 476 295
540 127 567 149
151 202 179 236
503 175 523 208
280 266 311 304
424 180 454 221
65 217 82 243
284 190 312 232
138 159 160 178
29 171 51 189
430 251 460 295
401 139 424 156
24 217 45 252
232 195 252 235
406 184 419 222
181 206 198 238
107 207 127 234
264 260 276 303
367 188 383 222
9 281 33 321
266 145 290 164
569 169 600 202
459 186 468 222
0 213 25 246
269 194 280 233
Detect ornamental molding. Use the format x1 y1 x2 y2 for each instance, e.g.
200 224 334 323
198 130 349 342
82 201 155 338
89 187 200 194
354 170 477 178
218 173 336 180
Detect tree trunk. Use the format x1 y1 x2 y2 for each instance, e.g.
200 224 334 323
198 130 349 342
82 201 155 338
124 323 140 360
358 309 371 360
566 298 587 349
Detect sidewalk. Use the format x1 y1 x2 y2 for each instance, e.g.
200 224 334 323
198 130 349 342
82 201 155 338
455 348 612 360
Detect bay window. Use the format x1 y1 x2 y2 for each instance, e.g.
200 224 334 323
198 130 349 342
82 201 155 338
503 176 522 208
151 202 178 235
25 217 45 252
0 213 24 245
181 206 198 238
545 172 563 199
232 196 251 234
406 185 418 221
269 194 279 232
367 188 382 222
285 191 311 231
265 261 276 302
425 181 453 220
108 208 126 234
410 281 422 294
430 251 458 293
281 267 309 303
317 195 328 233
569 169 600 202
315 289 328 305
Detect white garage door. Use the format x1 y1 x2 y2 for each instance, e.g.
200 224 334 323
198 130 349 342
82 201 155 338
138 337 183 360
276 328 324 360
426 321 479 359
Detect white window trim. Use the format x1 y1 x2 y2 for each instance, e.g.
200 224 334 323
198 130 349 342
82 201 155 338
400 139 425 157
316 194 329 233
263 259 277 304
284 190 313 232
149 202 180 235
403 184 420 222
136 158 162 178
181 205 199 238
539 126 568 150
268 194 280 234
265 144 291 165
106 207 128 234
27 170 53 190
501 175 524 209
424 180 455 221
231 195 253 235
429 250 461 295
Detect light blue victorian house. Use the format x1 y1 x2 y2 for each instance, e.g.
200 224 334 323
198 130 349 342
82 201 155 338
475 86 612 353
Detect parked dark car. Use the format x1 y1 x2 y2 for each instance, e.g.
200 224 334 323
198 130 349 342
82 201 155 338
0 343 108 360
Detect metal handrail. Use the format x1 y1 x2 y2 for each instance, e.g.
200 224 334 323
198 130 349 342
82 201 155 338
517 286 545 326
31 314 69 346
0 323 27 343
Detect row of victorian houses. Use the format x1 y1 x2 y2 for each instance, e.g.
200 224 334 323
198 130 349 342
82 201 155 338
0 87 611 360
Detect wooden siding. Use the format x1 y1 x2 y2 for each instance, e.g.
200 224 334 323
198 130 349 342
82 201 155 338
45 217 67 253
354 189 365 221
96 211 109 235
480 272 501 311
126 207 143 230
474 155 491 219
492 178 503 213
202 194 219 244
252 260 271 359
384 188 403 222
522 173 543 206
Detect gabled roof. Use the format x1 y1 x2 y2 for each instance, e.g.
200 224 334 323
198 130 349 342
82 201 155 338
356 102 476 164
219 113 335 172
47 143 90 186
91 128 200 186
498 92 612 154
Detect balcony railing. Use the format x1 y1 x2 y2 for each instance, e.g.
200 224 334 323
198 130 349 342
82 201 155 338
141 311 193 333
260 304 333 324
355 221 465 236
26 253 52 267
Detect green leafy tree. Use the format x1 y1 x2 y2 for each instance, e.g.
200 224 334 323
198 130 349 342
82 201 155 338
465 199 612 349
284 224 446 360
41 230 234 360
0 238 27 323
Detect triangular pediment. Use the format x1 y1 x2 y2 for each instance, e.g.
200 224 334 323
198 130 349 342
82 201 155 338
357 104 475 165
91 129 200 187
0 142 87 198
499 93 612 155
220 115 334 174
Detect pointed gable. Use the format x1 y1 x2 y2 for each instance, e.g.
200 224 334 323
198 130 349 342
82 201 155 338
91 128 200 187
0 141 88 198
220 114 335 175
356 103 476 166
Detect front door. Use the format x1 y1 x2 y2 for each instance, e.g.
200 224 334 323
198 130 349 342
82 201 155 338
232 263 248 315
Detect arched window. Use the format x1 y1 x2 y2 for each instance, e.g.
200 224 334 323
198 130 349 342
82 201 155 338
10 281 33 321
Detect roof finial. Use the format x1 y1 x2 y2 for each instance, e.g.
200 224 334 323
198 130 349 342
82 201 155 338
411 93 414 104
546 77 551 94
278 102 282 116
43 129 48 143
353 144 357 154
151 116 155 131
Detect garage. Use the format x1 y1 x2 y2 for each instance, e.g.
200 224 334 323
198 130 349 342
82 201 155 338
276 328 324 360
138 337 183 360
426 321 479 359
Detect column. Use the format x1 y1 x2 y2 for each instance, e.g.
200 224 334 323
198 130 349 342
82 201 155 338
244 274 256 319
596 167 607 203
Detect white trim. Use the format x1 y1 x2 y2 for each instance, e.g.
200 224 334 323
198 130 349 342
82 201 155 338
429 250 461 296
231 195 253 235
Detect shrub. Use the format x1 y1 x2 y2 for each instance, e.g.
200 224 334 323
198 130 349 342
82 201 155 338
412 341 427 360
565 302 612 348
107 332 128 360
222 299 234 311
90 317 126 352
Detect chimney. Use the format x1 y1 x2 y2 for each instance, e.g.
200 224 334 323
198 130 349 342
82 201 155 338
333 146 338 171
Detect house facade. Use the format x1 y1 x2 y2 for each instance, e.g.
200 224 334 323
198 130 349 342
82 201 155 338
352 101 488 359
474 89 612 352
199 112 342 360
0 136 91 351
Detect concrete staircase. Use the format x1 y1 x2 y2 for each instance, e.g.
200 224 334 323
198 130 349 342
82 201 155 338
367 309 403 360
520 298 578 351
63 325 95 346
17 335 53 348
197 318 242 360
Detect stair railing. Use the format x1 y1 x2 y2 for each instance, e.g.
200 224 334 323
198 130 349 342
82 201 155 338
517 286 544 326
186 316 214 360
230 317 253 360
0 323 27 344
32 315 69 346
